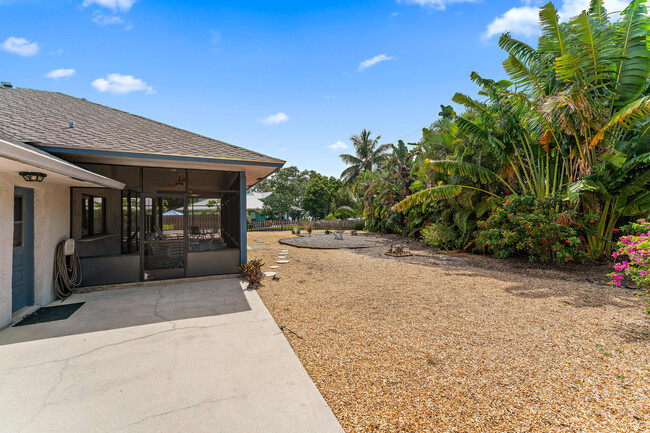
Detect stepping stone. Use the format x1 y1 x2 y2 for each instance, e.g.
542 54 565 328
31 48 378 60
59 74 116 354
276 260 290 264
264 272 277 278
280 250 289 253
269 265 280 269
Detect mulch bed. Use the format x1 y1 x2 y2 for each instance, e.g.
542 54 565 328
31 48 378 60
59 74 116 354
250 230 650 433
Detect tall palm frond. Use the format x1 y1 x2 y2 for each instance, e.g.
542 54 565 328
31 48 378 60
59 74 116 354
613 0 650 108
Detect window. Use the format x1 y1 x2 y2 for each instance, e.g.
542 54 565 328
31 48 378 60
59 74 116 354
82 195 106 237
13 195 23 248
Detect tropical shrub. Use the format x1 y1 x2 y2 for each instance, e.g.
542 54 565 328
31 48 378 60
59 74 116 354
476 195 599 262
238 259 265 288
353 221 365 230
162 224 174 230
609 219 650 313
384 0 650 258
305 223 313 235
421 223 458 250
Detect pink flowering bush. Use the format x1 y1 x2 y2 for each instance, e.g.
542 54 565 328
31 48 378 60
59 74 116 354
608 219 650 314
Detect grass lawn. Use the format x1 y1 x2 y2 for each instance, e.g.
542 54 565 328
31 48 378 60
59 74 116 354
248 231 650 432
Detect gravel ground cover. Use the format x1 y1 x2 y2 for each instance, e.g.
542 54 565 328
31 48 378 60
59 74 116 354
279 232 391 249
249 231 650 433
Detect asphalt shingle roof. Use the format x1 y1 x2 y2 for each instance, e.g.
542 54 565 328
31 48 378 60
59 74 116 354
0 88 284 164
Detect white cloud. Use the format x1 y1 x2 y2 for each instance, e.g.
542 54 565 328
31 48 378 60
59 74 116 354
323 95 339 99
45 68 76 79
483 6 540 39
328 140 349 151
399 0 476 11
82 0 136 12
91 73 154 95
259 112 289 125
483 0 631 39
93 13 124 25
559 0 628 18
358 54 394 72
1 37 39 56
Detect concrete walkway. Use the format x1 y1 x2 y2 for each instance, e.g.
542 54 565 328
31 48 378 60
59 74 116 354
0 279 343 433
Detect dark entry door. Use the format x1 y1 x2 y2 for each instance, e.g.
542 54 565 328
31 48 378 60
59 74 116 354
142 195 187 281
12 187 34 312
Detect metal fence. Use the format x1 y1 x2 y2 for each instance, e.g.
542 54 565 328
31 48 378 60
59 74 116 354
248 219 359 231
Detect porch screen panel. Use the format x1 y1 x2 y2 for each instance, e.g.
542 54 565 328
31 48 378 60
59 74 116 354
186 197 222 252
221 191 240 248
122 190 140 254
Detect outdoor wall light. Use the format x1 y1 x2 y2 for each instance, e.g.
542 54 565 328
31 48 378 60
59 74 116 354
19 172 47 182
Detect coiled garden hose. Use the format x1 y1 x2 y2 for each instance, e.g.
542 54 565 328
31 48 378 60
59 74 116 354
54 240 82 299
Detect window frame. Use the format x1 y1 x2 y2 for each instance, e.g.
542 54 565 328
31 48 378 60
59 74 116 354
81 194 107 238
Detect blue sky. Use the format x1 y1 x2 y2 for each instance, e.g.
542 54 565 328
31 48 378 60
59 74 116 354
0 0 621 177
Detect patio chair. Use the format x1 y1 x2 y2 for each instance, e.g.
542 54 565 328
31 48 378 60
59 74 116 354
154 225 167 240
189 225 202 239
149 242 184 269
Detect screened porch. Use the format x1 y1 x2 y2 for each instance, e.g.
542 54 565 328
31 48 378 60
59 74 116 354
69 164 245 286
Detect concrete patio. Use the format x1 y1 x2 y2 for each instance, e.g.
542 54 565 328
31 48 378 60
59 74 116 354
0 279 343 433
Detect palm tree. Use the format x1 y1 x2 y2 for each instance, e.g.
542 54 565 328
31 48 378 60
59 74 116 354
339 129 391 183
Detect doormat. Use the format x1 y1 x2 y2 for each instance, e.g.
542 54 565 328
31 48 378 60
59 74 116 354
13 302 85 327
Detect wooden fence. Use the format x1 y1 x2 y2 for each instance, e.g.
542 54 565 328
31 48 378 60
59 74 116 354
248 219 359 231
162 214 220 230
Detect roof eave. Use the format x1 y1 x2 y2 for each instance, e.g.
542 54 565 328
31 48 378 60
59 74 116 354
0 139 125 189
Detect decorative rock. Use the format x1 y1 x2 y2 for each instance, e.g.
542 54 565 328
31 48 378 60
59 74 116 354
276 260 290 264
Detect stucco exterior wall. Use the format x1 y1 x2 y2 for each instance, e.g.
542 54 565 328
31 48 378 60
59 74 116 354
0 172 70 328
33 180 70 309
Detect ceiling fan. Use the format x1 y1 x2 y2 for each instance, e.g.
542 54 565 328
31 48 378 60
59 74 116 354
159 174 185 188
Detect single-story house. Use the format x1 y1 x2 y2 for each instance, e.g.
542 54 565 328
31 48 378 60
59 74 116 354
0 84 284 328
246 191 272 221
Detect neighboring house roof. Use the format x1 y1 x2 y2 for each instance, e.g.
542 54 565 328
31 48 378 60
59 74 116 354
247 194 267 211
249 191 272 200
180 192 272 213
247 192 272 211
182 198 220 213
0 88 284 186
